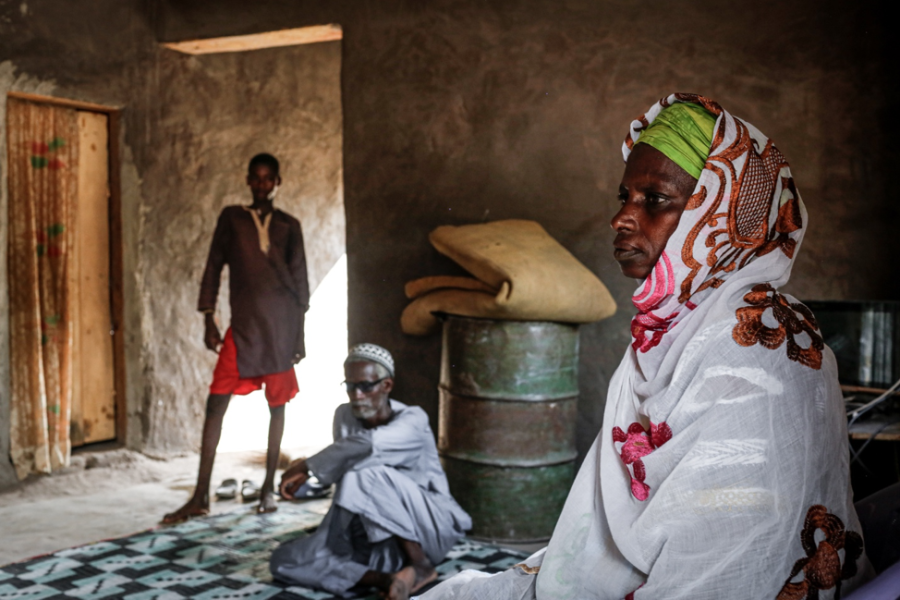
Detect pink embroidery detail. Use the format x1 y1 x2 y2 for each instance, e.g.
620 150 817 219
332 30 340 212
624 584 644 600
633 252 674 312
612 421 673 501
631 253 678 352
631 310 680 353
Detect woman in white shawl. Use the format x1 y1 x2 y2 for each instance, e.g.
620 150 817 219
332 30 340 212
418 93 873 599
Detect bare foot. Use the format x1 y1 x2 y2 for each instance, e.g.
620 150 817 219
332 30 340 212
387 564 437 600
387 567 415 600
161 498 209 524
257 491 278 514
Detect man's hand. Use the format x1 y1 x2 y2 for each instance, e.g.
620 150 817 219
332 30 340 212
204 314 223 352
279 458 309 500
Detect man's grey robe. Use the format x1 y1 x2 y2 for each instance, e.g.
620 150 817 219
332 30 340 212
270 399 472 596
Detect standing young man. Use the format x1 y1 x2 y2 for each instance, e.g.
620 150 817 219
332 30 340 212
163 153 309 522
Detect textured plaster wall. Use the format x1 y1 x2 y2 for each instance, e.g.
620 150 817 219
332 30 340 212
162 0 899 456
0 0 343 484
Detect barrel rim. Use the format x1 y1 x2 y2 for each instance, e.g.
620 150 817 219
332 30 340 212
439 313 582 330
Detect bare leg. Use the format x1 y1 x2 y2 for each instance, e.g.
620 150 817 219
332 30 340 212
258 404 285 513
358 538 437 600
162 393 232 524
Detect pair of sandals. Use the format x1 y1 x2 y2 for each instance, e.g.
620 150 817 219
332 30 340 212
215 478 262 502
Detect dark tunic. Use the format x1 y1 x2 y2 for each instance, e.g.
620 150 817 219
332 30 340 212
198 205 309 378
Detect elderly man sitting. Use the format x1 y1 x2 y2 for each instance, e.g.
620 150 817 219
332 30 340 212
270 343 472 599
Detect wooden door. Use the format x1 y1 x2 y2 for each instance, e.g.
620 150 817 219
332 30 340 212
70 110 116 446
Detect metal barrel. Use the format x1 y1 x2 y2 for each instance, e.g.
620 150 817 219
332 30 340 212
438 315 579 542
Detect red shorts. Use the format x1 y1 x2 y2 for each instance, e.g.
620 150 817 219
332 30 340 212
209 328 298 407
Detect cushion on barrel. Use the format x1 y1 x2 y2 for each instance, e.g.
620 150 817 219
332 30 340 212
401 220 617 335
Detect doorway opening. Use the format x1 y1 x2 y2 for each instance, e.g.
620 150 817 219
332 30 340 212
160 25 348 460
217 254 348 455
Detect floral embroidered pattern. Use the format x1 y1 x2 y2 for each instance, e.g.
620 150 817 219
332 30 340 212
612 422 673 500
733 283 823 370
776 505 863 600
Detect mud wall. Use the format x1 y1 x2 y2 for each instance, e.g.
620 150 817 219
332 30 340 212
162 0 898 457
0 0 344 486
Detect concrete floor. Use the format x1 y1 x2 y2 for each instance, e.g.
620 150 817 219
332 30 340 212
0 445 322 566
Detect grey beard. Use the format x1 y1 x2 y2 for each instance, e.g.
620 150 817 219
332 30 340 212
351 402 379 420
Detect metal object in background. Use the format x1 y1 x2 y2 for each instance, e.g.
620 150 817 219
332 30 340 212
438 315 579 542
805 301 900 389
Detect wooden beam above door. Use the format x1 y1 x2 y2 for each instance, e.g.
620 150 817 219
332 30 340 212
161 24 342 55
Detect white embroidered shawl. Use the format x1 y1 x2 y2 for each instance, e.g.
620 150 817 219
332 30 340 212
418 93 872 600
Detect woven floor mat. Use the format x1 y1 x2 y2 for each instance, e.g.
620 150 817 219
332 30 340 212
0 501 526 599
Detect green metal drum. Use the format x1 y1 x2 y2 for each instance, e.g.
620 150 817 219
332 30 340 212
438 315 579 542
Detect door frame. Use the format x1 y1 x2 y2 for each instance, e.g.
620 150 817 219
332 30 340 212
7 91 127 446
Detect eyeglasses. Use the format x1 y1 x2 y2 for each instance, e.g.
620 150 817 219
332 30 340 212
342 378 386 393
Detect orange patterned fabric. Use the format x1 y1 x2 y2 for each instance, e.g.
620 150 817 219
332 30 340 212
7 98 79 479
776 505 863 599
734 283 824 370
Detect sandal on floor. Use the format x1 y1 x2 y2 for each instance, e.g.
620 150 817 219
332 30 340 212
241 479 261 502
292 477 331 500
215 478 238 500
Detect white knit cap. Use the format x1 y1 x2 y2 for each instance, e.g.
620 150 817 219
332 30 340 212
345 343 394 377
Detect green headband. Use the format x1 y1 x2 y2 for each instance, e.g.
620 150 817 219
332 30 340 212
635 102 716 180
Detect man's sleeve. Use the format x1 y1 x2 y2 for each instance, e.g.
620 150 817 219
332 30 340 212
198 210 230 312
306 407 429 486
307 409 373 486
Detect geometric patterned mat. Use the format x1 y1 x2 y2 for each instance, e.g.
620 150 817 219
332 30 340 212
0 502 527 599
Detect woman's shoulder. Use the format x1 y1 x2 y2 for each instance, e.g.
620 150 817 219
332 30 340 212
670 304 836 402
680 287 828 376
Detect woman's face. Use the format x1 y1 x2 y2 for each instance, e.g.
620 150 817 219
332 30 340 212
611 144 697 280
